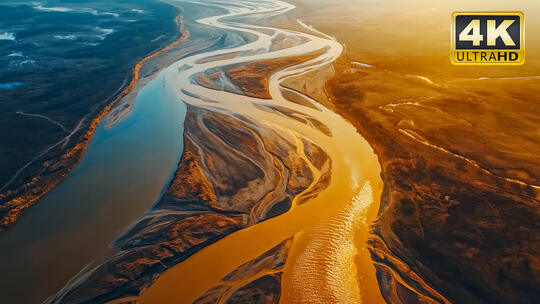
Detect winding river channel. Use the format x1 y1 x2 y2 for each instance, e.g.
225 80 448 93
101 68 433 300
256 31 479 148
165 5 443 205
0 0 384 303
140 0 384 303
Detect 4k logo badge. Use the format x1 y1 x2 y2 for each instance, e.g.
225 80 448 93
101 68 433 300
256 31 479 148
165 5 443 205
451 12 524 65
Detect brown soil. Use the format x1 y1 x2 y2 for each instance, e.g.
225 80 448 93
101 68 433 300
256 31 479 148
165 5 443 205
225 52 322 99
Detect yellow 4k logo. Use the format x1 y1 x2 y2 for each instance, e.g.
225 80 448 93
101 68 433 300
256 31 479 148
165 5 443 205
451 12 524 65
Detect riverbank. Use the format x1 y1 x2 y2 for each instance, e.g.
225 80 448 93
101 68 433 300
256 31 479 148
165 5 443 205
0 4 189 232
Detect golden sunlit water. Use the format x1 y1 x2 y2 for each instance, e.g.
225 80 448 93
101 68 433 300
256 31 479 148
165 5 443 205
138 109 383 303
